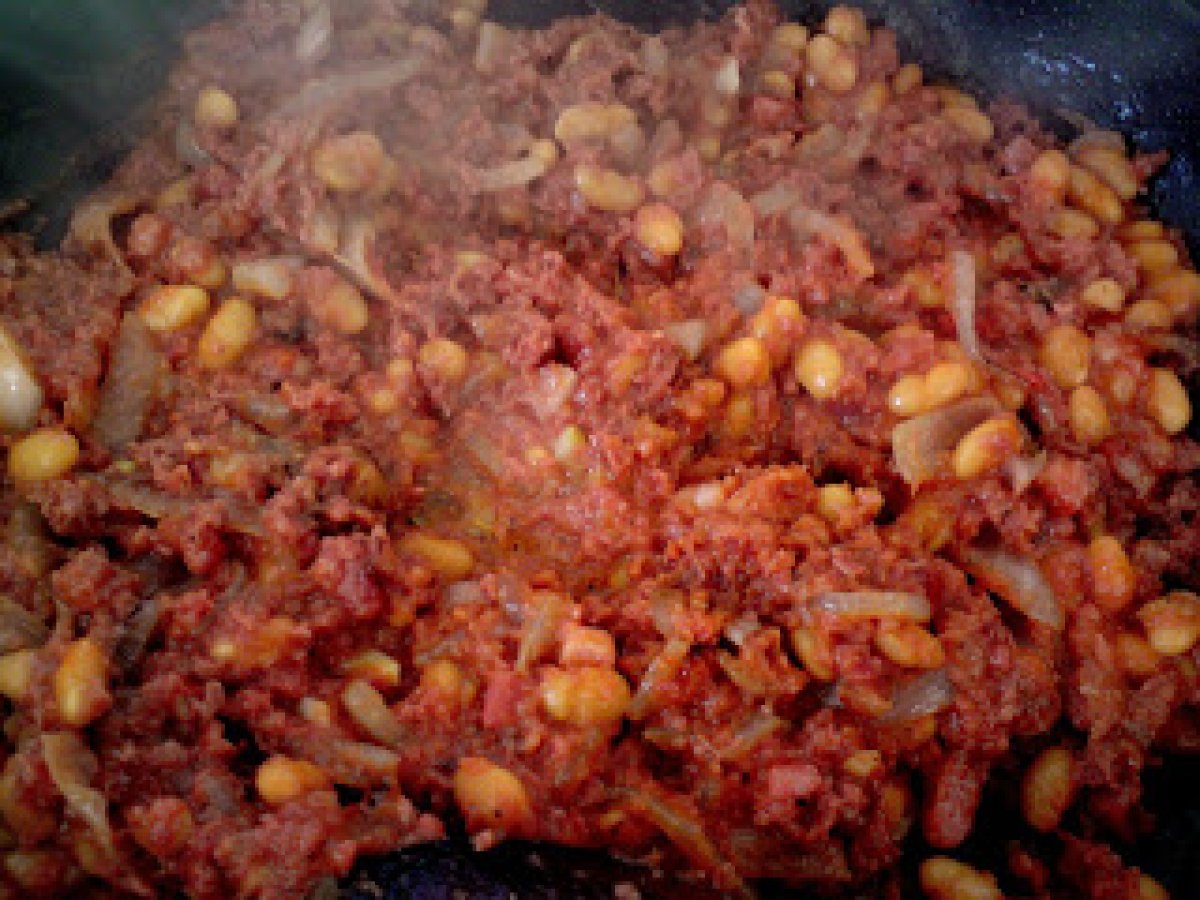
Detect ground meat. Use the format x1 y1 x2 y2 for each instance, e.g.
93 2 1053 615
0 1 1196 898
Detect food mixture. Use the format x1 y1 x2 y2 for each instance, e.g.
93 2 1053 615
0 1 1196 897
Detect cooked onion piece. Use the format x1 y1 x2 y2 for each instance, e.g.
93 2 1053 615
963 548 1064 630
891 397 999 487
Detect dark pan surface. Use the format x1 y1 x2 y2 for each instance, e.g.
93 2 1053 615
0 1 1197 896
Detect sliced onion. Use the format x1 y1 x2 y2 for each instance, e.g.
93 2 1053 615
336 216 397 302
114 597 160 672
750 183 801 217
475 22 511 74
1005 452 1047 495
474 155 550 192
68 192 138 269
788 207 874 280
891 396 999 488
720 708 785 760
1068 128 1126 156
661 319 708 360
641 36 669 76
0 596 48 653
713 56 740 96
723 615 760 648
732 282 765 315
0 323 44 432
295 1 333 62
443 580 484 607
696 182 755 260
628 638 690 720
962 547 1064 630
948 249 983 361
813 591 931 621
231 257 298 300
620 789 747 895
878 669 953 722
461 433 507 478
91 314 162 453
342 680 407 746
515 590 569 672
175 120 212 168
329 741 400 785
42 732 115 854
526 365 577 419
271 57 423 121
99 478 264 537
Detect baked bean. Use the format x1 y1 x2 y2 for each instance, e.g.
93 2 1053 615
54 637 110 727
1138 591 1200 656
194 86 238 130
1068 165 1123 224
1049 208 1099 240
843 749 882 777
805 34 857 93
1146 368 1191 434
1114 632 1161 680
1121 221 1165 244
1075 145 1138 200
816 483 854 523
1069 385 1111 445
924 362 975 409
342 650 401 688
0 650 34 701
888 374 927 417
1127 239 1179 275
540 666 631 727
559 624 617 669
314 280 370 335
453 757 533 834
795 339 843 400
919 856 1002 900
8 428 80 483
1080 277 1125 313
400 533 474 580
944 106 994 144
299 697 333 727
892 62 923 95
1147 269 1200 319
634 203 684 256
1030 149 1071 204
574 164 644 213
168 236 226 290
875 621 945 669
552 425 587 462
791 626 834 680
418 338 469 385
126 212 172 259
824 6 869 46
255 756 330 804
138 285 211 333
761 69 796 98
1135 874 1170 900
231 258 294 300
715 336 771 389
553 101 635 144
311 131 387 193
1125 300 1172 330
1039 324 1091 389
198 297 256 370
951 416 1022 480
1021 745 1073 832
